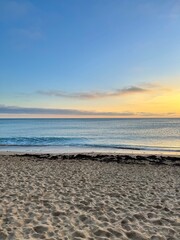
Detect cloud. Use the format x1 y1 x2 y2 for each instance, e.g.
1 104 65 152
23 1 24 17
0 1 42 49
140 82 172 92
8 28 43 50
0 104 134 116
37 86 148 100
0 105 176 117
136 112 176 117
11 28 43 41
137 0 180 22
0 0 33 20
37 83 174 100
167 0 180 20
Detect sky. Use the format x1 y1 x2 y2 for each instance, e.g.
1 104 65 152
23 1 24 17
0 0 180 118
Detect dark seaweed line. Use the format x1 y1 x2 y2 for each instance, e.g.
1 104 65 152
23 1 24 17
10 153 180 166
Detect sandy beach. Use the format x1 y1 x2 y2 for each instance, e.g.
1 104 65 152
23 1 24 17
0 153 179 240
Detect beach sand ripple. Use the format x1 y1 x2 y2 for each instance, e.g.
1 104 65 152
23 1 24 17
0 154 179 239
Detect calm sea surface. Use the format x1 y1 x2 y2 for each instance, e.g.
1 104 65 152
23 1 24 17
0 118 180 155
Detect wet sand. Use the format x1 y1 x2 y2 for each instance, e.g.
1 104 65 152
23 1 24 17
0 153 179 239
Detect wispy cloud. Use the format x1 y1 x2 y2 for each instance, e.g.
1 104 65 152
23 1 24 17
140 82 173 92
0 0 33 21
138 0 180 22
0 105 134 116
37 83 173 100
37 86 149 100
137 112 176 117
9 27 43 50
10 28 43 40
0 105 176 117
0 0 43 49
167 0 180 20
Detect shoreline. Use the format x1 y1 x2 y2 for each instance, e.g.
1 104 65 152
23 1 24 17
0 145 179 156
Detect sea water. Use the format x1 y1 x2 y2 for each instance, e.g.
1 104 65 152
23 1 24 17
0 118 180 155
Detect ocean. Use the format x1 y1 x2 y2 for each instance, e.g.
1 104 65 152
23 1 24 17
0 118 180 155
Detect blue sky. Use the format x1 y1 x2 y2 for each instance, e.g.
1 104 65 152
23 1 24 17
0 0 180 117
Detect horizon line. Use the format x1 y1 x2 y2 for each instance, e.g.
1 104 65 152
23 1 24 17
0 117 180 119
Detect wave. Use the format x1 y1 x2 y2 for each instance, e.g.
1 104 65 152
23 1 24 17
84 144 180 152
0 137 180 153
0 137 85 146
